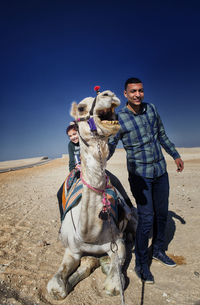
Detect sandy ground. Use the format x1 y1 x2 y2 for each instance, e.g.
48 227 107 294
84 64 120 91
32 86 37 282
0 148 200 305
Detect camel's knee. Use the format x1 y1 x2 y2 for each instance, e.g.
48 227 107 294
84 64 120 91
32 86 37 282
100 256 111 275
60 250 81 275
47 250 81 299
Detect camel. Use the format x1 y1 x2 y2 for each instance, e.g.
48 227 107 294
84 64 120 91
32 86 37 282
47 89 137 300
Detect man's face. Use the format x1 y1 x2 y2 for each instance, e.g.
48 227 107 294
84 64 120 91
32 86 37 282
124 83 144 106
68 129 79 144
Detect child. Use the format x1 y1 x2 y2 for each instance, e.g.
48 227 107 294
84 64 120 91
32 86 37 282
57 122 80 222
66 122 80 172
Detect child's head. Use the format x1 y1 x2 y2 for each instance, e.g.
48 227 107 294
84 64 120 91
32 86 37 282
66 122 79 144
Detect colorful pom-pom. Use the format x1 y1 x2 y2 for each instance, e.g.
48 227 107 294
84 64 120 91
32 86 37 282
94 86 100 92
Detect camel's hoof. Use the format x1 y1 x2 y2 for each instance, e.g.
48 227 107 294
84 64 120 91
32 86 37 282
47 276 68 300
104 281 120 296
104 274 125 296
105 287 120 296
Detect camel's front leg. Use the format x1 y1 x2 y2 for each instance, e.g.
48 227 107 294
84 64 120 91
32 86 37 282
104 238 126 296
47 248 80 300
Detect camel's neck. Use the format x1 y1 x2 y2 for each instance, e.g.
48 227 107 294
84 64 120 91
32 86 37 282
80 140 108 189
78 140 109 242
81 159 106 189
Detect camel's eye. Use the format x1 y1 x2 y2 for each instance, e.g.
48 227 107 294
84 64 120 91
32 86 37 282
103 93 109 97
78 106 85 112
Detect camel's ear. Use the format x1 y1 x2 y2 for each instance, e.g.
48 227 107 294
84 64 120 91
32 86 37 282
70 102 78 120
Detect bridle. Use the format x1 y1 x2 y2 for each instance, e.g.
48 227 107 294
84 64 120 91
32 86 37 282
75 96 105 147
74 93 111 214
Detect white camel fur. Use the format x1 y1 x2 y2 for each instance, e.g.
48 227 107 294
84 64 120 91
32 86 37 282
47 90 137 299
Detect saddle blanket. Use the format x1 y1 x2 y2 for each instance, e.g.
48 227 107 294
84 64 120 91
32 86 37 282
66 168 80 191
61 176 118 222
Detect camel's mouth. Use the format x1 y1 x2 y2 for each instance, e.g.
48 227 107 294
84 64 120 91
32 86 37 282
96 105 119 126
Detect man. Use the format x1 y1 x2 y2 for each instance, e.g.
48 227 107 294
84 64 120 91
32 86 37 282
108 77 184 284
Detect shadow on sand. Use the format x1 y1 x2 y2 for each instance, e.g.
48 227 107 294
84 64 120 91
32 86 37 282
123 209 186 305
164 210 186 251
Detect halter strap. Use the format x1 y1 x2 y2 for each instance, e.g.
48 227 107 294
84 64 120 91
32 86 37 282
75 96 100 147
89 97 97 116
80 173 112 214
81 172 108 194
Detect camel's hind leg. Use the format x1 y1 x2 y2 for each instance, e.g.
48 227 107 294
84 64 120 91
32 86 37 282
103 238 126 296
47 248 81 300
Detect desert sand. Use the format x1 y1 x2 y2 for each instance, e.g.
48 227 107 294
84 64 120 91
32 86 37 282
0 148 200 305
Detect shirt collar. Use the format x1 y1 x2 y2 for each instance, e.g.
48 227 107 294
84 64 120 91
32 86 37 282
124 102 147 115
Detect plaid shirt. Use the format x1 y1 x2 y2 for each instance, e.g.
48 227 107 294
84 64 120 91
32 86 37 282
108 103 180 178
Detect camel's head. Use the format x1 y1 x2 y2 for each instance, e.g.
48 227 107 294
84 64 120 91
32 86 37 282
70 90 121 138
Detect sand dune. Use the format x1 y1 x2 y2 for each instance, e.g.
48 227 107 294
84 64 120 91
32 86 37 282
0 148 200 304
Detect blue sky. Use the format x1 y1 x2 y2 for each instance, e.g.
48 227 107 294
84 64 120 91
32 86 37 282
1 0 200 161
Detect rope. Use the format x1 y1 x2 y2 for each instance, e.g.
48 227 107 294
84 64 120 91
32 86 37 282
96 136 125 305
115 251 125 305
108 212 125 305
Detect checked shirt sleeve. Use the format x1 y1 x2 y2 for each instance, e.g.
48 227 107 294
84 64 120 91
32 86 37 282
108 131 121 160
157 112 180 160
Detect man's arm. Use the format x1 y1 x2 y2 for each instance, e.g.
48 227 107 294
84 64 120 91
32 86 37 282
157 112 184 172
108 132 121 160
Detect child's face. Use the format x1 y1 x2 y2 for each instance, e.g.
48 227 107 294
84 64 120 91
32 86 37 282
68 128 79 144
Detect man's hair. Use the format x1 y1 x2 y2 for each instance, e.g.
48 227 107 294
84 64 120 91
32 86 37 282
124 77 142 90
66 121 78 135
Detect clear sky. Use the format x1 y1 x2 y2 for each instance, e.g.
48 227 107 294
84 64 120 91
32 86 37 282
1 0 200 161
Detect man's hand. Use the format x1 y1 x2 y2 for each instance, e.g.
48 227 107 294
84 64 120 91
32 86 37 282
175 158 184 172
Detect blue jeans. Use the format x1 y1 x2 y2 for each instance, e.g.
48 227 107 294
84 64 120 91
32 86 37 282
128 172 169 266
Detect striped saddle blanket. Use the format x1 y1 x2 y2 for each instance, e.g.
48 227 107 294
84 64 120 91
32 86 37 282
61 175 118 222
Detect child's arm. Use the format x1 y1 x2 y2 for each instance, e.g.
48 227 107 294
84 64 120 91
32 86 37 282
68 142 76 172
